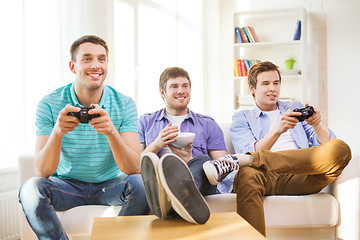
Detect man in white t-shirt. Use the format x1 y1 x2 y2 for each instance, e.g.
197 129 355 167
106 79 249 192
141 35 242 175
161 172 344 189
203 61 351 236
138 67 228 224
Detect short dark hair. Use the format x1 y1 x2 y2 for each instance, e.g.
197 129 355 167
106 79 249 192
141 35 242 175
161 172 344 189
247 61 281 97
159 67 191 92
70 35 109 61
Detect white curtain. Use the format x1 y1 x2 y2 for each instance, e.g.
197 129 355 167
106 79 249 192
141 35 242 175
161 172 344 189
1 0 64 169
0 0 203 169
0 0 116 169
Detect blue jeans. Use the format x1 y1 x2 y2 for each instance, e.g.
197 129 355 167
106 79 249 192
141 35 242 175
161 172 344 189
18 174 149 240
188 154 219 196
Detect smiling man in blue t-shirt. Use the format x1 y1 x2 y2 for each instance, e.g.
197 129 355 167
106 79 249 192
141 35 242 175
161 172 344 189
19 35 149 240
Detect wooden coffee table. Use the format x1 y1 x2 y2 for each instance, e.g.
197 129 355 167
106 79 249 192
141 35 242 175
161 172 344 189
90 212 265 240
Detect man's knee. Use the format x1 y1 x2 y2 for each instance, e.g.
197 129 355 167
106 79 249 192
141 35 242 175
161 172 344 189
19 177 47 209
327 139 352 167
125 174 145 192
187 154 211 167
233 167 266 194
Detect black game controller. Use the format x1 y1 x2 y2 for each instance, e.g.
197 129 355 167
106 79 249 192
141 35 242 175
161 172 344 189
67 106 100 123
293 106 314 122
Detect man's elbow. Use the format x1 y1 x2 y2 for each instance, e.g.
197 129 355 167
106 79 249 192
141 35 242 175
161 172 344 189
124 167 141 175
34 169 52 178
34 163 54 178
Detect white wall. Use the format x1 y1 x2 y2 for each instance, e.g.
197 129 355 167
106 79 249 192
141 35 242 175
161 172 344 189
204 0 329 124
327 1 360 149
327 0 360 239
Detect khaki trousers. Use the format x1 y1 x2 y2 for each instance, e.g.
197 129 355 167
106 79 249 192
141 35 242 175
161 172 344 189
233 139 352 236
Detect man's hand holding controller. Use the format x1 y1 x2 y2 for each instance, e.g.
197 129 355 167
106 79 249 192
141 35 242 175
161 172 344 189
84 104 117 136
276 105 316 134
54 105 81 136
67 105 100 123
65 104 116 136
299 104 322 127
55 104 105 137
293 105 315 122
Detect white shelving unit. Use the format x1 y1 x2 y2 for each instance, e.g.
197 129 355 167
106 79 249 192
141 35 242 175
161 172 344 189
233 8 307 110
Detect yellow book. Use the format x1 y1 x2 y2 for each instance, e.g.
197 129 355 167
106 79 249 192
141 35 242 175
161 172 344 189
234 59 240 77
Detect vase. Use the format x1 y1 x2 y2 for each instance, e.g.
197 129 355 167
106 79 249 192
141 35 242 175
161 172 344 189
285 59 295 70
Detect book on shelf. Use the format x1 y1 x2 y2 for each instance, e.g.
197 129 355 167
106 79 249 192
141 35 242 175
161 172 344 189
244 27 255 43
235 59 262 77
234 59 244 77
244 59 251 71
234 26 259 43
234 59 240 77
237 59 244 77
240 59 247 76
237 28 246 43
240 27 250 43
235 27 243 43
293 20 301 40
247 26 259 42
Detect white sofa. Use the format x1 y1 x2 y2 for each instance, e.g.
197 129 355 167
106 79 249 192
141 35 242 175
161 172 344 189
18 123 341 240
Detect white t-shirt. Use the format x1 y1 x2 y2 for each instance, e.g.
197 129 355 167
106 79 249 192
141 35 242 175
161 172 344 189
160 112 188 156
265 109 298 152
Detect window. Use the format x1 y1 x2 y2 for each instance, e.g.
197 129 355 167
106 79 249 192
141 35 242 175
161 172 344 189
114 0 203 116
0 0 203 169
0 0 65 169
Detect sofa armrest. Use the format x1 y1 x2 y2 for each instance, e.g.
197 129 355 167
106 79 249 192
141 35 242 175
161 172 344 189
18 155 35 184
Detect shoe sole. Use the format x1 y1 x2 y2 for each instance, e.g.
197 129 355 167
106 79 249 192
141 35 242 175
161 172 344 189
202 161 220 185
140 152 171 219
158 154 210 224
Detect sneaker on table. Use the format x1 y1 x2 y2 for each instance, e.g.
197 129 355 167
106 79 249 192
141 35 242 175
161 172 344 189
158 154 210 225
203 154 252 185
140 152 172 219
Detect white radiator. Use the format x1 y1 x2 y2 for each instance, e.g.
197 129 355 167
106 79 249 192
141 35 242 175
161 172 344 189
0 190 20 240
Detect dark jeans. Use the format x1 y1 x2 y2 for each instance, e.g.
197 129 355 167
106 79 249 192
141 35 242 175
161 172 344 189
188 154 219 196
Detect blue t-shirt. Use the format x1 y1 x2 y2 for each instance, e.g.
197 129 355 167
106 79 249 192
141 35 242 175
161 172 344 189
36 83 138 183
138 109 226 158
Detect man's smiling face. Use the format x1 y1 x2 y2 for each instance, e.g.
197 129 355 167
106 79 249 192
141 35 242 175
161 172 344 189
70 42 108 91
161 76 191 115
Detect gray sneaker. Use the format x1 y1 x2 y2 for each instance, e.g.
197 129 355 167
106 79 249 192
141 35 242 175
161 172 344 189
158 154 210 225
140 152 172 219
203 155 240 185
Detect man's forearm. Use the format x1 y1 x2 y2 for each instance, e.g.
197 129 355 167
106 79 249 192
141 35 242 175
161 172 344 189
107 131 141 175
35 132 63 178
142 141 161 155
313 124 330 144
255 128 282 151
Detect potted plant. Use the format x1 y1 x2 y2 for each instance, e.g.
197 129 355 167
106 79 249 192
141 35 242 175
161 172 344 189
285 57 296 70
